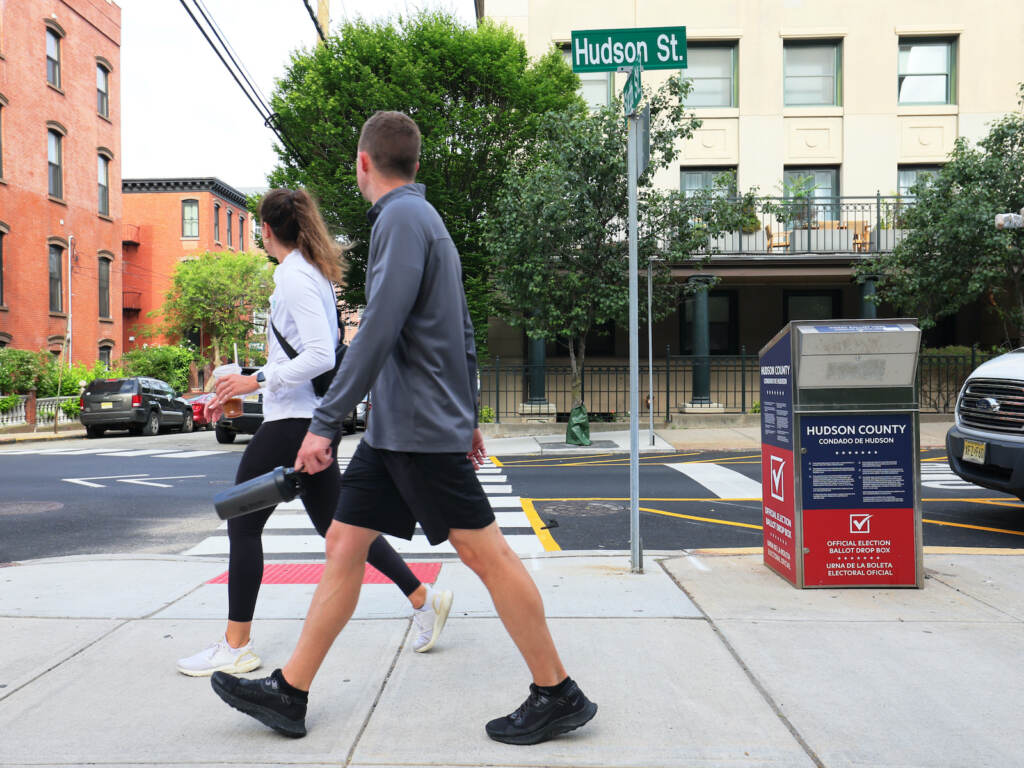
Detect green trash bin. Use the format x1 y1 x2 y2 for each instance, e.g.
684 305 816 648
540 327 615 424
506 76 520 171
565 403 591 446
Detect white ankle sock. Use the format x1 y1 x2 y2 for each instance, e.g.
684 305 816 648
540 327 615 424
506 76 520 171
416 585 435 611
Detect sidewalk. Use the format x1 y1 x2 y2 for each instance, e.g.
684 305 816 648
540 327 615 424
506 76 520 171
2 548 1022 767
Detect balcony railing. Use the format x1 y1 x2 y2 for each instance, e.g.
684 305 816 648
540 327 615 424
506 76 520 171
697 194 912 256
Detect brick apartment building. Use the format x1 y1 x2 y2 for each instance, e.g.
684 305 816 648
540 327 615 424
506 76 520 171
121 177 255 358
0 0 123 366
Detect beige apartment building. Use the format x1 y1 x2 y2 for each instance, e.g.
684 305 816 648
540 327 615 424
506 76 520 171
479 0 1023 376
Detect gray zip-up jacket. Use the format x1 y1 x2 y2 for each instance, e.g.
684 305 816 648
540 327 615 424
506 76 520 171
310 184 478 452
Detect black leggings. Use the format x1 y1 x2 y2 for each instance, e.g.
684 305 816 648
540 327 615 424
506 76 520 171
226 418 421 623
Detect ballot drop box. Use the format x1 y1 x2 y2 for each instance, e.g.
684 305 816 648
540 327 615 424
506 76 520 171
759 320 923 588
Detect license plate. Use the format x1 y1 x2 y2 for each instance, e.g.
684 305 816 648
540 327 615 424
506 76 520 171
962 439 986 465
101 402 113 409
244 393 260 402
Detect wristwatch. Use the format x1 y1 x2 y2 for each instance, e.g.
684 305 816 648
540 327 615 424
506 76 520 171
255 370 266 389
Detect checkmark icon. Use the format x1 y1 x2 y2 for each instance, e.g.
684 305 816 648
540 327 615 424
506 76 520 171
850 514 871 533
769 456 785 502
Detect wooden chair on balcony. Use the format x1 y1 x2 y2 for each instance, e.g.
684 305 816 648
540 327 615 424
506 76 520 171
851 222 871 253
765 224 790 252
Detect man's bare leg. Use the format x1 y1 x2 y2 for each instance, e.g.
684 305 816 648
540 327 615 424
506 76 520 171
282 521 380 690
449 522 566 686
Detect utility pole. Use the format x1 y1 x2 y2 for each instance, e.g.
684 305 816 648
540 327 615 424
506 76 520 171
317 0 329 44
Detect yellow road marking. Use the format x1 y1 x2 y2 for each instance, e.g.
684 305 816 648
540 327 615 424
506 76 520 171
922 497 1023 509
489 456 504 467
520 498 561 551
922 518 1024 537
682 454 762 464
502 451 700 468
530 497 760 502
497 453 616 465
641 507 763 531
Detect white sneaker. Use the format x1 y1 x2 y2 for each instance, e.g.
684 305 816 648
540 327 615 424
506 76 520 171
412 589 453 653
176 636 262 677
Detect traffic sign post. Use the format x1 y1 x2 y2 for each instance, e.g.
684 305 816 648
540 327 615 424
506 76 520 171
570 26 687 573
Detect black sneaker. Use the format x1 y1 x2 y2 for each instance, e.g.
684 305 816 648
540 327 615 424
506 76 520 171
211 670 307 738
485 680 597 745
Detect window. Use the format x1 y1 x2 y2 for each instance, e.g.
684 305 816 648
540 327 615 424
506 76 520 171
681 291 738 355
46 28 61 88
182 199 199 238
214 203 220 241
784 290 841 322
48 130 63 198
897 165 942 199
96 63 110 117
562 49 612 110
0 229 4 306
97 153 110 216
49 244 63 312
685 44 737 108
227 208 233 248
898 38 956 105
681 167 737 198
784 41 840 107
784 167 839 219
98 256 110 318
0 95 5 179
98 345 112 367
239 215 245 251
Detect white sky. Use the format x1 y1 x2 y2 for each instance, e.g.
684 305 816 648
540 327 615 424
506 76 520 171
119 0 477 190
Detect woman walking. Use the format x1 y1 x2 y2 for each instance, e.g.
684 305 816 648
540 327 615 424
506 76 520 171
176 189 452 676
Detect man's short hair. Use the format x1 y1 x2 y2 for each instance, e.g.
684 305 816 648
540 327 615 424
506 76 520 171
358 111 421 180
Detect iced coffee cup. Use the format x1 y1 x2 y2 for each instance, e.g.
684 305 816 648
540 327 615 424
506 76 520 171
212 363 243 418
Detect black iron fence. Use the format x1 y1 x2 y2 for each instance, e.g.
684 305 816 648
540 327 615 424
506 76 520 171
478 349 996 422
703 194 911 255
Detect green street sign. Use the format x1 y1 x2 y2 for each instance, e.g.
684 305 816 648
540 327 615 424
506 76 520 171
623 64 642 115
571 26 687 73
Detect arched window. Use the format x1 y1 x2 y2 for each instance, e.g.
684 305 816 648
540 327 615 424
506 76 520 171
45 21 65 89
98 252 114 318
47 238 67 313
214 202 221 242
47 123 67 199
226 208 233 248
96 58 112 117
97 148 113 216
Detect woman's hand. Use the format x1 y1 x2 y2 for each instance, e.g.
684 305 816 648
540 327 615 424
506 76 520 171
212 374 259 408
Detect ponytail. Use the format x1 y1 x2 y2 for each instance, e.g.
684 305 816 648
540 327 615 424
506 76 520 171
259 188 345 284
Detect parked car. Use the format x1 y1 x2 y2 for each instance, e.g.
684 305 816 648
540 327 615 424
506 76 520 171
184 392 216 431
214 367 263 444
80 376 192 438
946 348 1024 500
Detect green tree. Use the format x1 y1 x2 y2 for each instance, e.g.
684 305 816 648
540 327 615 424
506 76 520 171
120 345 194 393
485 79 761 408
0 349 46 394
265 11 583 353
857 85 1024 347
156 251 273 366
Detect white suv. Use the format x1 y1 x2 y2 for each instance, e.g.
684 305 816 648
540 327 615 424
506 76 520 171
946 349 1024 500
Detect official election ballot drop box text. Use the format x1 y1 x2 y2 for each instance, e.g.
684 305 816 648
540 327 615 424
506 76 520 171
759 320 923 588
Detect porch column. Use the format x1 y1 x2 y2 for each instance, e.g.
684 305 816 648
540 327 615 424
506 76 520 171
860 276 878 319
527 336 546 403
689 275 713 406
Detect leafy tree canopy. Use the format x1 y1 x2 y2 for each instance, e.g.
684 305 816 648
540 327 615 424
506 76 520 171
120 345 194 394
265 11 583 353
485 77 761 404
156 251 273 365
857 85 1024 347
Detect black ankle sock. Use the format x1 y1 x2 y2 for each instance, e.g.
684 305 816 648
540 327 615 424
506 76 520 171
272 668 308 699
536 676 572 696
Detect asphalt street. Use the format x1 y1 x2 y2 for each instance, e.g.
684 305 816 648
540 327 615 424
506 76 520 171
2 432 1021 564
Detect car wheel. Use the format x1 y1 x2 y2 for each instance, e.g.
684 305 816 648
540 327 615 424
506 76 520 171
180 412 194 433
215 424 236 444
142 411 160 437
86 426 105 439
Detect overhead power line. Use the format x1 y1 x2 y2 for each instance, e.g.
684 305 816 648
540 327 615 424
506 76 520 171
301 0 327 42
176 0 311 169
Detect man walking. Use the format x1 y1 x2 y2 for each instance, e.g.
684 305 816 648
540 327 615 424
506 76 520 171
210 111 597 745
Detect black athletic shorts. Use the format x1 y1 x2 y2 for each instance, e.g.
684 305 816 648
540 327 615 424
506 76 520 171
335 440 495 545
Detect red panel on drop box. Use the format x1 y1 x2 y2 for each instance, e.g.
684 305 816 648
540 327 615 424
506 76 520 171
802 508 917 586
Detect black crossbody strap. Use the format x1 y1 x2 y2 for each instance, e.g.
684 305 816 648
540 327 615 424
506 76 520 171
270 319 299 360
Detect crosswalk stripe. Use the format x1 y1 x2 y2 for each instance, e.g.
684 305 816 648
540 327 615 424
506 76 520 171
158 450 227 459
665 462 762 499
217 510 533 531
183 533 546 556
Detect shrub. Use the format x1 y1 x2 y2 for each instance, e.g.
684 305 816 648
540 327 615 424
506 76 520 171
750 401 761 414
38 359 126 397
0 394 22 413
120 345 194 393
0 349 46 394
479 405 496 424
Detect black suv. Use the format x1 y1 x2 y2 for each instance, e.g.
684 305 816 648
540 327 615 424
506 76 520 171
214 367 264 443
80 377 193 438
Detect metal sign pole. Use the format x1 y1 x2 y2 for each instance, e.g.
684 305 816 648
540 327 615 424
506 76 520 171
628 110 642 573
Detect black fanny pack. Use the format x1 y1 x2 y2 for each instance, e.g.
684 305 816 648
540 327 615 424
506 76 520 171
270 320 346 397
